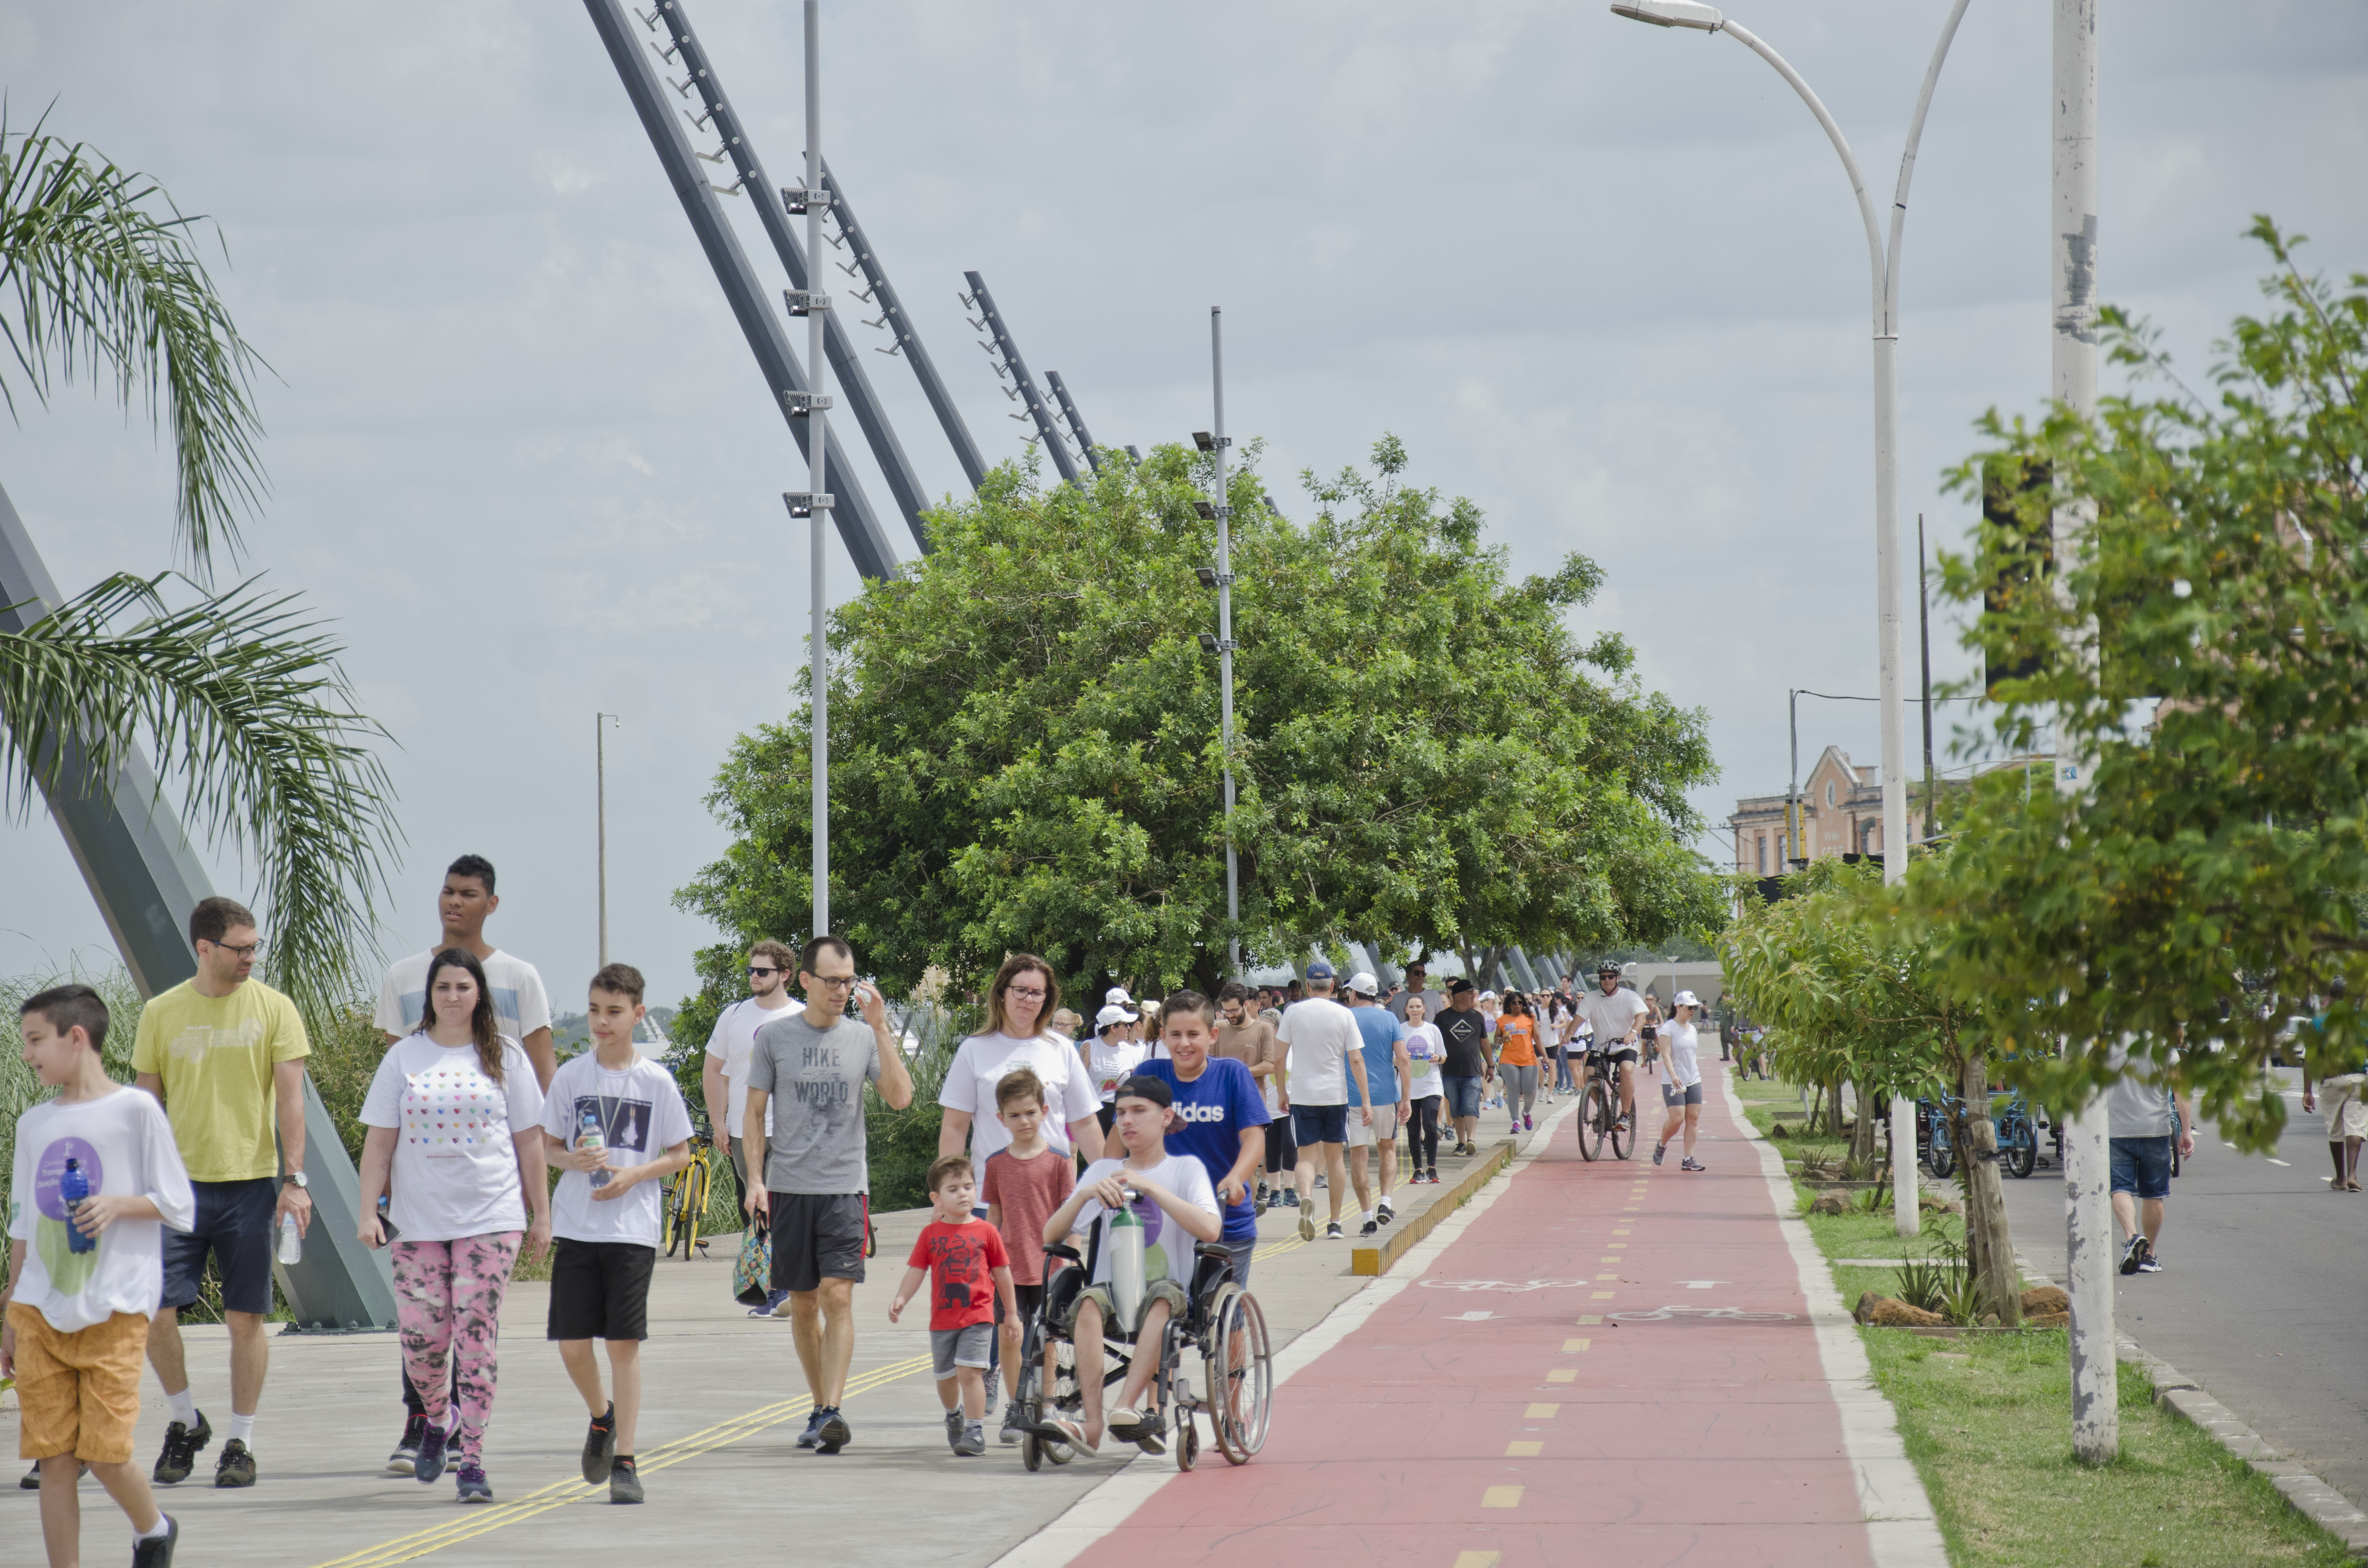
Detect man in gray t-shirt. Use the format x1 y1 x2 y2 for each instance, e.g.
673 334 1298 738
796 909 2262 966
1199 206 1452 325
2101 1043 2197 1276
740 936 914 1454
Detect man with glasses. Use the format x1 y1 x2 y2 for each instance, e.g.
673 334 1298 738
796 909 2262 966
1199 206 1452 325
743 935 915 1455
370 853 555 1476
703 940 798 1314
126 896 312 1492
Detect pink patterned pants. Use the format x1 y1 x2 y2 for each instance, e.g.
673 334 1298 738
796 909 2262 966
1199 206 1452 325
390 1233 520 1466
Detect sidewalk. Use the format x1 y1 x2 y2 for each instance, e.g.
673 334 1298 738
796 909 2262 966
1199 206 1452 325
1001 1083 1941 1568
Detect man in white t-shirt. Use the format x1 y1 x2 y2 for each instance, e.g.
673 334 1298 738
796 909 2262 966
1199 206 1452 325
1277 961 1371 1243
1579 963 1649 1131
371 853 556 1476
701 940 794 1218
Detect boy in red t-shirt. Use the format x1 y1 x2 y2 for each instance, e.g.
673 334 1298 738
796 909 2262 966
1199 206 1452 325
979 1067 1076 1446
890 1154 1016 1457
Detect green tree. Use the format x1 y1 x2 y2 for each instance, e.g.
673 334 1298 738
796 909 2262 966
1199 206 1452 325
0 118 396 1013
1910 221 2368 1150
676 437 1721 1010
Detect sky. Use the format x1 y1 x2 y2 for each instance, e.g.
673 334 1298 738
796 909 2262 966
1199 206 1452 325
4 1 2365 1007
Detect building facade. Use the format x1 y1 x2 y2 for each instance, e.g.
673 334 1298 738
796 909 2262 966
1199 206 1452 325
1727 745 1926 877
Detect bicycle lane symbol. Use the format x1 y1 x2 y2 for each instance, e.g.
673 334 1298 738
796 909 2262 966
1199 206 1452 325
1418 1279 1600 1293
1604 1306 1800 1323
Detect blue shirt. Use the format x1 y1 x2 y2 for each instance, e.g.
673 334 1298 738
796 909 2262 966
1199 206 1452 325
1136 1057 1270 1243
1347 1006 1402 1107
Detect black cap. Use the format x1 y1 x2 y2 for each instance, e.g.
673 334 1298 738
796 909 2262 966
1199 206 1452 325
1448 977 1476 995
1116 1074 1173 1109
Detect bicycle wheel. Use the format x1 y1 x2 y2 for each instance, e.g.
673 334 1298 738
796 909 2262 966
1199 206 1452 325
1206 1286 1272 1464
679 1160 709 1255
1927 1126 1955 1180
661 1174 682 1258
2005 1128 2036 1179
1610 1097 1634 1161
1579 1081 1607 1162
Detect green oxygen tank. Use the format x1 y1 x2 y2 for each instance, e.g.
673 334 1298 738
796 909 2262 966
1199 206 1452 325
1108 1191 1147 1331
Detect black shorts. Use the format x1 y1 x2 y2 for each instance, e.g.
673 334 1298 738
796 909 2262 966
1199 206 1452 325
546 1237 657 1341
161 1178 277 1316
1600 1048 1640 1066
769 1191 867 1293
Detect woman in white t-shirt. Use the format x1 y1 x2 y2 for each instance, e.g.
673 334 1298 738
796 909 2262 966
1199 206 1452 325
1652 990 1707 1172
938 954 1107 1170
359 948 548 1499
1398 995 1447 1185
1085 1003 1147 1133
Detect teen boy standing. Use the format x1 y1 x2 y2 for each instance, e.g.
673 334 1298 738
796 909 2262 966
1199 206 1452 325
6 984 197 1568
540 965 693 1504
1134 993 1268 1288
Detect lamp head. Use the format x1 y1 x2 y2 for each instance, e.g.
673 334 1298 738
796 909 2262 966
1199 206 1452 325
1610 0 1724 30
1192 431 1215 452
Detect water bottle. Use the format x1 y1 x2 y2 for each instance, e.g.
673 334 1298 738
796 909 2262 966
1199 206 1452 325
1107 1193 1145 1331
60 1157 96 1254
278 1210 302 1265
579 1107 610 1188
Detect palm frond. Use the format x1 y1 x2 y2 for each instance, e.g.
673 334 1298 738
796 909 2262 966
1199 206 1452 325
0 110 269 572
0 571 401 1014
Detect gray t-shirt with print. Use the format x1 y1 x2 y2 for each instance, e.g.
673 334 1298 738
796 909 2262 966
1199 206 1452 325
746 1011 882 1195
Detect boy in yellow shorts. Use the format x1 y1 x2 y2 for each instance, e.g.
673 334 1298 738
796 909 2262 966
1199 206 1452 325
3 984 197 1567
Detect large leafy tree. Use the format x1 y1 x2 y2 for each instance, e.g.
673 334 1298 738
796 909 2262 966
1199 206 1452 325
1908 222 2367 1149
676 436 1720 1019
0 118 397 1013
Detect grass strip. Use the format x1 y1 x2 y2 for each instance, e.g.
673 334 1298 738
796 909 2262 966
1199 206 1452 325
1862 1329 2354 1568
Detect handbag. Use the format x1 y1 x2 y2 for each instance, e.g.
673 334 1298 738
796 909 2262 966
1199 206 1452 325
732 1223 771 1306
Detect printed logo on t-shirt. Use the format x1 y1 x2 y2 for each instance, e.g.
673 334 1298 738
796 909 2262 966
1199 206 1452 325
31 1136 106 1291
571 1094 653 1155
163 1017 265 1062
404 1067 506 1153
1173 1102 1229 1124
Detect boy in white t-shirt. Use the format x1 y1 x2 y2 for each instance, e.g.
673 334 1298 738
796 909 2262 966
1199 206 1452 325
1037 1075 1221 1457
539 966 694 1505
4 984 197 1568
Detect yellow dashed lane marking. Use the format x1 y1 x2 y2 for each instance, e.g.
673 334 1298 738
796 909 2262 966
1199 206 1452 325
1591 1291 1616 1300
1454 1554 1504 1568
1505 1440 1543 1457
1482 1485 1525 1508
1524 1402 1560 1419
1545 1368 1577 1384
1563 1337 1591 1353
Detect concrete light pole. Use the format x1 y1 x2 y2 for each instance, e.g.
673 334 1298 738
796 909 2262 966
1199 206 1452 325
1613 0 1972 1239
803 0 831 941
1200 309 1243 976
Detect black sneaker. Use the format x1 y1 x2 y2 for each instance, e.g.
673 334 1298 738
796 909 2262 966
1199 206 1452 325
2120 1236 2148 1276
1359 1219 1379 1237
386 1413 426 1476
795 1408 829 1449
1681 1157 1706 1172
212 1440 256 1489
151 1412 211 1485
413 1416 452 1485
814 1408 851 1455
609 1457 643 1504
1653 1142 1667 1166
1325 1221 1344 1241
1376 1201 1394 1225
581 1403 617 1484
130 1514 179 1568
2135 1248 2163 1274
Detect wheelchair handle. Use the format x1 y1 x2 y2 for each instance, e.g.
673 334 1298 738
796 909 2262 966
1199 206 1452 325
1044 1243 1084 1264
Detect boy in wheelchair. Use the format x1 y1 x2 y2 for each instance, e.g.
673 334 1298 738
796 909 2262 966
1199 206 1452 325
1037 1074 1222 1455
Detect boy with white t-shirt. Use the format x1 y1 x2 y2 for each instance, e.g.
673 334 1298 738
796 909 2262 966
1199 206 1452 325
1037 1076 1221 1457
4 984 197 1568
539 966 693 1505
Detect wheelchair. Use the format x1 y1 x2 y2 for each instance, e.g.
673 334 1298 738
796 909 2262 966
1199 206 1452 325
1014 1236 1273 1471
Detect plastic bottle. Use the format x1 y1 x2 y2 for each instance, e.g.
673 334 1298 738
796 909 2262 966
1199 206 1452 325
1107 1192 1145 1331
278 1210 302 1264
579 1107 610 1188
60 1156 96 1254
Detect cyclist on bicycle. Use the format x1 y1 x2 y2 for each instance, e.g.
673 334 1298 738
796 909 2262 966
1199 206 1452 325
1578 963 1649 1132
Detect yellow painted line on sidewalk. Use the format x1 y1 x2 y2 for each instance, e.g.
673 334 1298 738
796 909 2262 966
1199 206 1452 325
1575 1315 1602 1326
1453 1553 1503 1568
1505 1440 1543 1457
1544 1369 1577 1384
1563 1338 1591 1353
1524 1402 1560 1419
1590 1291 1615 1300
313 1353 937 1568
1481 1485 1524 1508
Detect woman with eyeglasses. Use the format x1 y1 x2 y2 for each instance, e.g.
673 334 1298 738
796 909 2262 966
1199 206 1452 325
937 956 1108 1176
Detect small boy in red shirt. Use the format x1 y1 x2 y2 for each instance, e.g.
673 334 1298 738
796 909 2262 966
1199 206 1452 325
890 1154 1016 1456
979 1068 1076 1445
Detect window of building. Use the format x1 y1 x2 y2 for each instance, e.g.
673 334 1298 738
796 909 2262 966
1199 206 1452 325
1825 780 1837 807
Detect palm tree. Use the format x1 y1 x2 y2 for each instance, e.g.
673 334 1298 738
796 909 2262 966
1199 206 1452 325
0 113 398 1014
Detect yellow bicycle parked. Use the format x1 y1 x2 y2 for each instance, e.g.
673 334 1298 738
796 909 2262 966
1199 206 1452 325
661 1137 719 1260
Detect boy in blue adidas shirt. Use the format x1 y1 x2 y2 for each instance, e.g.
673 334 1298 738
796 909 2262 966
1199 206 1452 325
1134 991 1269 1287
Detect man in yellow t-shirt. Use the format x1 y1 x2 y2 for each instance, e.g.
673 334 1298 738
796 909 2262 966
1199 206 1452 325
126 896 311 1493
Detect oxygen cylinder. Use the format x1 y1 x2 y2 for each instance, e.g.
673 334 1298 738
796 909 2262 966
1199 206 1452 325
1108 1191 1146 1330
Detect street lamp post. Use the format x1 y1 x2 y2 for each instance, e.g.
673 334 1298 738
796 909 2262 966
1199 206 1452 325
1613 0 1971 1240
1194 310 1242 977
803 0 831 941
596 712 619 968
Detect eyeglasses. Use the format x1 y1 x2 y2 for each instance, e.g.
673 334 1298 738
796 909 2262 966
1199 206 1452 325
1006 985 1048 1002
210 940 263 960
806 973 858 991
748 967 782 978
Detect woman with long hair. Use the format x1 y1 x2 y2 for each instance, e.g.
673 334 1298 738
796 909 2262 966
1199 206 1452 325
1494 993 1542 1133
938 955 1106 1172
358 948 548 1504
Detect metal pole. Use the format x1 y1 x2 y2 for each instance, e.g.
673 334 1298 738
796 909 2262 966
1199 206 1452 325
2053 0 2115 1466
1787 688 1800 868
596 712 616 968
963 273 1078 485
1919 514 1935 825
1045 371 1101 474
805 0 830 940
1212 307 1240 976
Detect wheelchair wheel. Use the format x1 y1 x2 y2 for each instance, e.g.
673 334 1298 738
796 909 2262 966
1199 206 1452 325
1175 1412 1198 1472
1022 1432 1043 1472
1206 1286 1272 1464
1579 1081 1608 1162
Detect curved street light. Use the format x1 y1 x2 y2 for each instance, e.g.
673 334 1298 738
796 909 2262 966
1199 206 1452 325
1612 0 1974 1238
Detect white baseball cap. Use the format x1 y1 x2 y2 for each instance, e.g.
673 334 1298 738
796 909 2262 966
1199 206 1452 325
1674 990 1701 1008
1347 971 1380 997
1095 1003 1138 1032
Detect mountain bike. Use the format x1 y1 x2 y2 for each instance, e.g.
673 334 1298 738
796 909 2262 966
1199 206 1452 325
662 1137 718 1260
1576 1050 1634 1162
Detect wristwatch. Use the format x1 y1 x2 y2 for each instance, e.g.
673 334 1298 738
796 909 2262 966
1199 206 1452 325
284 1170 308 1189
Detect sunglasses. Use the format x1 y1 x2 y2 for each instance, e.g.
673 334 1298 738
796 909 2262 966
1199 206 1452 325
749 966 782 978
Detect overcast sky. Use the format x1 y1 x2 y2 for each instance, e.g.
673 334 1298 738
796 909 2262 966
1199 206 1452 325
5 1 2364 1007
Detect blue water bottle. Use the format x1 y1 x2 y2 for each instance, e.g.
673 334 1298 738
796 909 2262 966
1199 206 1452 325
61 1156 96 1254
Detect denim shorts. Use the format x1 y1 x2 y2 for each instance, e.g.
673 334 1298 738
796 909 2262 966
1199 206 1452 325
1443 1075 1484 1120
2109 1136 2172 1200
161 1177 278 1316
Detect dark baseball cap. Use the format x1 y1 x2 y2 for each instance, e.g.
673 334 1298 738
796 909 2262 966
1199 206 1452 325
1448 977 1476 995
1305 958 1336 980
1116 1074 1173 1108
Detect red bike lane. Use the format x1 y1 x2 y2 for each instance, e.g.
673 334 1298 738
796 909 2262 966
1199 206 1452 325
1070 1092 1883 1568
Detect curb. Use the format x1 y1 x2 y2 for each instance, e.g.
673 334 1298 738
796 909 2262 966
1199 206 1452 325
1349 1137 1517 1276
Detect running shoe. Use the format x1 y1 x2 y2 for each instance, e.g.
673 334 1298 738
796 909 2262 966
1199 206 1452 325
413 1416 452 1486
814 1408 852 1454
152 1412 212 1484
945 1410 965 1453
1325 1221 1344 1241
581 1402 617 1483
955 1422 987 1457
748 1288 791 1318
1359 1219 1379 1237
2135 1249 2163 1274
1315 1174 1328 1190
983 1380 999 1420
1282 1188 1300 1209
609 1458 643 1504
455 1465 493 1505
386 1413 426 1476
1425 1169 1440 1184
1377 1199 1393 1224
1297 1212 1316 1242
1000 1403 1028 1446
795 1408 829 1449
212 1441 256 1489
1653 1142 1667 1166
1681 1158 1706 1172
1524 1115 1534 1131
131 1516 178 1568
2120 1236 2148 1275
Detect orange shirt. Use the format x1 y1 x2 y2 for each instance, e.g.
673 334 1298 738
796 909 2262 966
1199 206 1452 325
1496 1017 1537 1067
